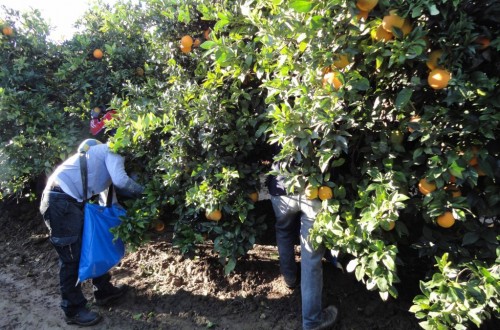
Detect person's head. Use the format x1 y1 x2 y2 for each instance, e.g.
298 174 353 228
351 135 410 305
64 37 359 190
89 106 118 141
78 139 103 153
90 106 106 120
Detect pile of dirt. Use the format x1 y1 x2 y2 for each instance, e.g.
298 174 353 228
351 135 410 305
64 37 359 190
0 198 422 329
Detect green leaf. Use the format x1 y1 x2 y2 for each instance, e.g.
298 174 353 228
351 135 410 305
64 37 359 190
290 0 313 13
201 41 217 49
382 255 396 271
462 232 480 246
395 88 413 110
224 258 236 275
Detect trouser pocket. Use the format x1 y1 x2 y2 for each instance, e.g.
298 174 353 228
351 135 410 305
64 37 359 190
51 236 81 263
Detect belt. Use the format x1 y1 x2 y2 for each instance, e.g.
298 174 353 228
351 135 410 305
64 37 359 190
45 183 80 203
48 181 65 193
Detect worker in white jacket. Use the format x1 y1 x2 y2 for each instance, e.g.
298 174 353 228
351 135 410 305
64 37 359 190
39 139 143 326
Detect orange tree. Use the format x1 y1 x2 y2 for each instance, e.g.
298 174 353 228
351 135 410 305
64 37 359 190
103 1 271 272
1 0 498 327
104 0 499 328
0 1 152 199
0 7 82 199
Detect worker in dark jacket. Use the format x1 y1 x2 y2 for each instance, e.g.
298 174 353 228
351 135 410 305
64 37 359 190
267 143 338 330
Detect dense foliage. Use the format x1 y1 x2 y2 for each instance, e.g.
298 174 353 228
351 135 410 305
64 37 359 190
1 1 499 328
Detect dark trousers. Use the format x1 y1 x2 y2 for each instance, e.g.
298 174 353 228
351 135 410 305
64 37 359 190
40 190 113 316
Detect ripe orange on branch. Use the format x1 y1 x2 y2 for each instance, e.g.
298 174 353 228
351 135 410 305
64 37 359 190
93 48 104 59
437 211 455 228
356 0 378 12
444 185 461 197
2 26 13 36
180 45 192 54
474 36 490 49
248 192 259 203
205 209 222 221
401 19 413 36
180 35 193 48
355 10 369 21
428 68 451 89
154 220 165 232
418 178 437 195
373 25 393 42
333 54 350 69
318 186 333 201
323 71 342 90
426 50 443 70
382 11 405 33
203 28 211 40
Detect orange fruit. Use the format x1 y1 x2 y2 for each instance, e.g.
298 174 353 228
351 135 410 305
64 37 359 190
407 115 421 133
193 38 201 47
374 25 394 42
180 35 193 48
469 146 480 166
2 26 13 36
154 220 165 232
426 50 443 70
93 48 103 59
428 68 451 90
449 175 456 184
382 11 405 33
473 165 486 176
383 221 396 231
444 185 461 197
249 192 259 203
321 66 332 75
318 186 333 201
333 54 350 69
474 36 490 49
180 45 192 54
356 10 369 21
356 0 378 12
305 185 319 200
418 178 437 195
203 28 211 40
205 209 222 221
323 71 342 90
437 211 455 228
401 19 413 36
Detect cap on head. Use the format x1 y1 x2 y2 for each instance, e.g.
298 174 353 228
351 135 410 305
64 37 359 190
78 139 103 153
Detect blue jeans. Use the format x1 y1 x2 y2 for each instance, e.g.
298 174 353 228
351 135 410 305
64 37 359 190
271 195 325 330
40 190 113 316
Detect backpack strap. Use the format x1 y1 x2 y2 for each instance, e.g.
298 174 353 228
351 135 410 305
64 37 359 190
106 184 114 207
79 151 88 201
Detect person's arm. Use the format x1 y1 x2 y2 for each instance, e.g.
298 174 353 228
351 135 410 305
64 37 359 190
105 152 144 197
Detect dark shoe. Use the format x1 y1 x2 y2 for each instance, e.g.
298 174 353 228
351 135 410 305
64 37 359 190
65 307 102 326
309 305 339 330
284 276 299 289
94 284 129 306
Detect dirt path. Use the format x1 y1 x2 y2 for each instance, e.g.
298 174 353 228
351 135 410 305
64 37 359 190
0 200 423 330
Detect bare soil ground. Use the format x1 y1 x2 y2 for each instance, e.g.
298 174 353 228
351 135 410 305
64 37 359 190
0 198 423 330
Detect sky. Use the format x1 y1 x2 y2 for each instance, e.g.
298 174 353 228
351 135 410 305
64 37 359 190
0 0 119 41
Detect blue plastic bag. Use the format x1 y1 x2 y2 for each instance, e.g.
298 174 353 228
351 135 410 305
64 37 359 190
78 203 126 282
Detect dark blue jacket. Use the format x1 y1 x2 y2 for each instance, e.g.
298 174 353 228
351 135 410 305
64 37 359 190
266 144 287 196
